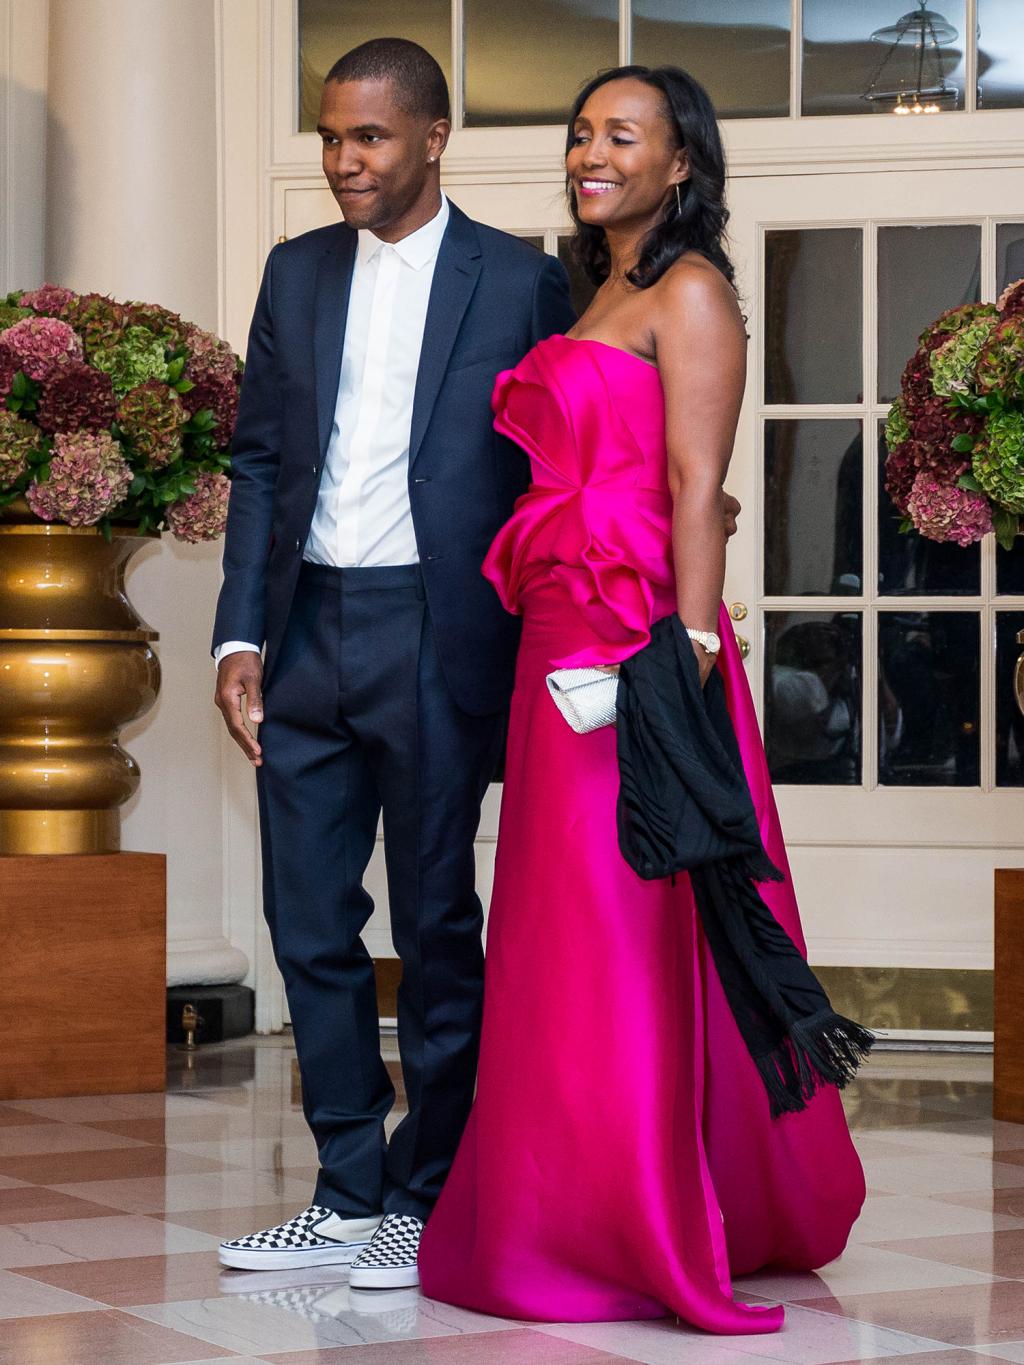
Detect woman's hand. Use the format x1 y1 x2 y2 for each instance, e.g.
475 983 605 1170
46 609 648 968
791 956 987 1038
693 641 716 687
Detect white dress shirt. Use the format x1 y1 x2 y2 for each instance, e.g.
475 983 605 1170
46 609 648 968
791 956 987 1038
216 195 450 666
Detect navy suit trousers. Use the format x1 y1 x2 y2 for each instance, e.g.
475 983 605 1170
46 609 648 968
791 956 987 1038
256 563 503 1219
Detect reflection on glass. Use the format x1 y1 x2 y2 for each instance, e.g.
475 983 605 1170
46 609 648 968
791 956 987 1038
997 223 1024 296
764 420 862 596
877 224 980 402
802 0 966 117
765 229 862 404
465 0 618 126
764 611 862 784
297 0 453 133
557 236 598 317
996 612 1024 787
877 425 980 595
878 611 979 786
520 236 545 253
997 539 1024 595
979 0 1024 109
633 1 790 119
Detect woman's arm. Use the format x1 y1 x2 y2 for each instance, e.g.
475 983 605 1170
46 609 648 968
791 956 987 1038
653 261 747 684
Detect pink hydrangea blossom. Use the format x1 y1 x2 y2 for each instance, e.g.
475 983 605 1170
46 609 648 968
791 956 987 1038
18 284 77 316
906 474 993 547
26 430 132 526
183 323 240 382
0 316 83 381
166 470 230 543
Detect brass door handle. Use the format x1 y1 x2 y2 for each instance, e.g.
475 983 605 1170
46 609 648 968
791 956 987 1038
730 602 748 621
1015 630 1024 719
735 634 751 660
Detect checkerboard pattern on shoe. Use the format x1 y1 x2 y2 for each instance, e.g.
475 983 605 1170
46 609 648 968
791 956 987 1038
218 1205 379 1271
348 1213 424 1289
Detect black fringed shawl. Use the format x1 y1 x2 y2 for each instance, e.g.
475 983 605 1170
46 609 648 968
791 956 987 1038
615 615 873 1117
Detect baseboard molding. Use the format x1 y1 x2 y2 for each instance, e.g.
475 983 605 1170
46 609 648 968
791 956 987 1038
371 958 992 1037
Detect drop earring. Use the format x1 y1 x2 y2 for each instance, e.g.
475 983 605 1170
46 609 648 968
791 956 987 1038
675 183 682 215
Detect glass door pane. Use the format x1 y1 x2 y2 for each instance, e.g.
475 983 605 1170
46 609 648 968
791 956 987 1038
632 1 790 119
464 0 618 126
877 224 981 401
764 611 863 784
297 0 453 133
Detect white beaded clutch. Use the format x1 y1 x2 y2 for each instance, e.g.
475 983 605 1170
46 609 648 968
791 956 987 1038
545 667 618 734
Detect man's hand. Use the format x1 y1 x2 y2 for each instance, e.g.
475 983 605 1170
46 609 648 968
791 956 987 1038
723 490 741 540
215 653 264 766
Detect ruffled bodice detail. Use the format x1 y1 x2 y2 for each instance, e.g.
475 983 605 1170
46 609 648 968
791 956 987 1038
482 335 674 667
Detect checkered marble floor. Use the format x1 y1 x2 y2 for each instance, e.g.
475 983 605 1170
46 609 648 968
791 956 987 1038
0 1037 1021 1363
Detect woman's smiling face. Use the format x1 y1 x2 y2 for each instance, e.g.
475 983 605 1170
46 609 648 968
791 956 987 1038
566 77 688 235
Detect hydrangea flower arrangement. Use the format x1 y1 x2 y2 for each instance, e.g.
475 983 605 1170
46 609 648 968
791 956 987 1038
0 285 239 540
884 280 1024 550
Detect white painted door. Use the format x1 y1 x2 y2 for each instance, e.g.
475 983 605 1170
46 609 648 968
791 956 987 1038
722 169 1024 984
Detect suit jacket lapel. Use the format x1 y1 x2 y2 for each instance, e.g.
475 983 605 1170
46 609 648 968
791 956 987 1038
409 205 482 467
313 226 357 460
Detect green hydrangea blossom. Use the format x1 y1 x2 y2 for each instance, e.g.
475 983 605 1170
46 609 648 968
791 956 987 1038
92 325 169 396
930 318 998 397
0 303 31 332
885 398 911 452
0 410 41 488
972 409 1024 514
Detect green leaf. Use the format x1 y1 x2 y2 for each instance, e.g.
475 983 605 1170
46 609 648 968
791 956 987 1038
951 433 976 453
11 372 27 397
898 516 913 534
174 378 195 394
958 472 983 492
98 518 113 544
138 513 151 535
166 357 186 383
993 506 1019 551
36 461 50 482
130 474 146 496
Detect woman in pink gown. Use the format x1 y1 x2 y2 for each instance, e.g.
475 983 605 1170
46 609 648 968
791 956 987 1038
418 65 865 1335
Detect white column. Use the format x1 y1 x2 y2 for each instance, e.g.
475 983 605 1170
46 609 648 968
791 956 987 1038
46 0 249 988
0 0 48 294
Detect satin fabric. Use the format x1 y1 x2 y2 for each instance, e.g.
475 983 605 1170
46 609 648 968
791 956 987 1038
418 335 865 1334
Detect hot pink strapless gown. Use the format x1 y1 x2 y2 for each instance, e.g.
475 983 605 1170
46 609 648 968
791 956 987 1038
417 335 865 1334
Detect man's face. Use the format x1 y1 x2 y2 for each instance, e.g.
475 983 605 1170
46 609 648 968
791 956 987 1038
317 78 447 234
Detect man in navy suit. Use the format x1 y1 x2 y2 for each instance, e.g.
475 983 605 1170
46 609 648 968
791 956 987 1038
212 38 576 1288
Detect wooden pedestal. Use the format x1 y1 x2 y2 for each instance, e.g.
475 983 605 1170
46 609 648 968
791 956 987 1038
0 853 166 1099
995 869 1024 1122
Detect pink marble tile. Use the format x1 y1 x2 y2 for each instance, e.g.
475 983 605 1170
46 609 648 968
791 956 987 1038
796 1279 1024 1346
0 1107 52 1128
0 1123 149 1157
11 1251 233 1307
0 1147 231 1186
0 1308 229 1362
262 1329 625 1362
830 1353 1018 1364
0 1187 122 1224
49 1171 312 1215
874 1228 1024 1278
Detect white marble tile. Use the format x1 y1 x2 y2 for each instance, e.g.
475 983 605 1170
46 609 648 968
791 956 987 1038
858 1154 1024 1196
0 1214 219 1268
972 1343 1024 1362
48 1171 314 1214
165 1135 318 1169
850 1194 1024 1244
735 1241 997 1302
125 1290 520 1355
876 1120 1024 1155
8 1094 173 1122
538 1306 950 1364
0 1267 104 1318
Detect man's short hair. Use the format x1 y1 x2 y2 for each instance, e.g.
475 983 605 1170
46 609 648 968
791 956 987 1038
325 37 450 123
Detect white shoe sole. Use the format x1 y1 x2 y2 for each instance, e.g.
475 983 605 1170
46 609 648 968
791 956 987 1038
218 1240 369 1271
348 1263 420 1289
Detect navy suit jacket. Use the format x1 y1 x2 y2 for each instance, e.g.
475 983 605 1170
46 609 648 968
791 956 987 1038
213 201 577 716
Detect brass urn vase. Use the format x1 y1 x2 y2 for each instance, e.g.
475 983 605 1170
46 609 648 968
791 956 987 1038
0 509 160 854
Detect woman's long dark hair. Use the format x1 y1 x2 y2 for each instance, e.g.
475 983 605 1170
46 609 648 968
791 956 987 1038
566 65 736 293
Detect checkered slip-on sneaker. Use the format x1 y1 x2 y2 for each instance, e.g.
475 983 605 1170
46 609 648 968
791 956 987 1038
347 1212 424 1289
218 1206 381 1271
